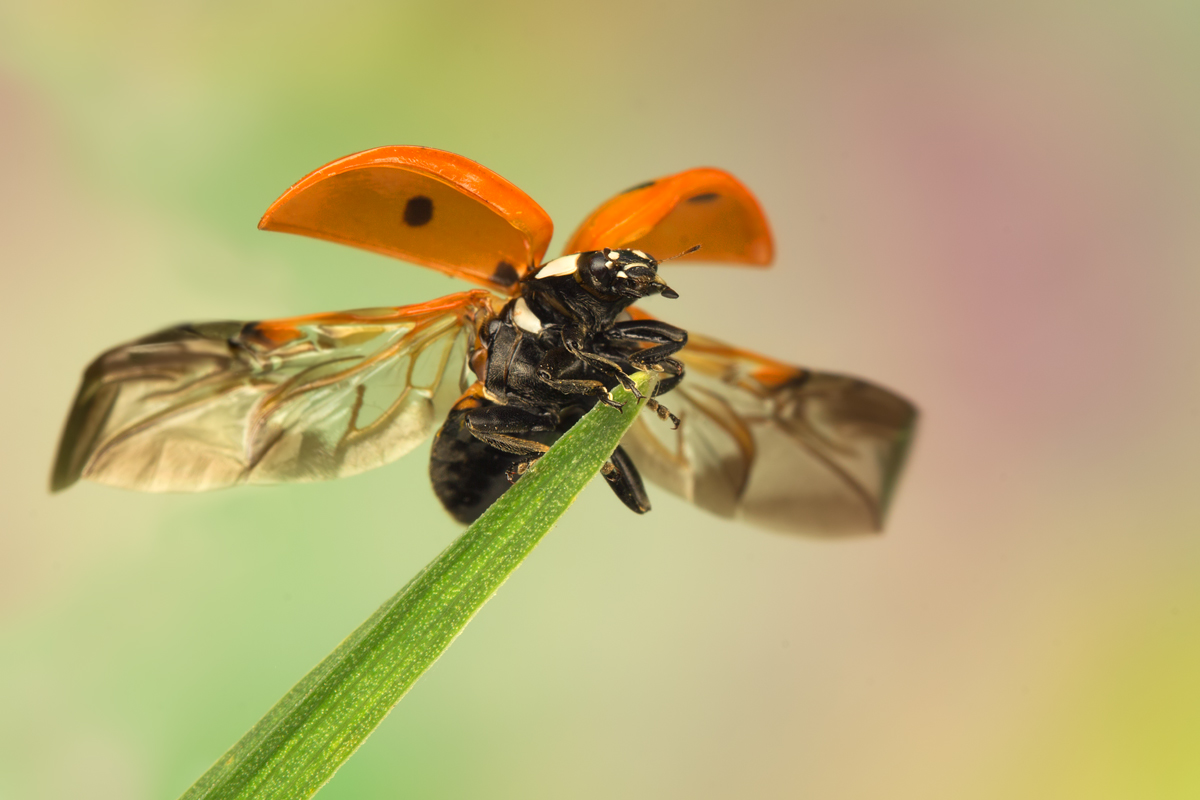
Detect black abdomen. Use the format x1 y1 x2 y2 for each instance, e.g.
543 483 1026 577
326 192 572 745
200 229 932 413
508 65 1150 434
429 399 527 524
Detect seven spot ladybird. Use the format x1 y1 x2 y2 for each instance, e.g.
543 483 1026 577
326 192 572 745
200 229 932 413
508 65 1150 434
51 146 917 534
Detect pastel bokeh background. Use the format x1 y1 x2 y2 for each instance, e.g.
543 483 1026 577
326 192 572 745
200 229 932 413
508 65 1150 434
3 1 1199 798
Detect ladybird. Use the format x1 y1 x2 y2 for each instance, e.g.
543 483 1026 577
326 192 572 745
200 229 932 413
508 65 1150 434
51 146 916 534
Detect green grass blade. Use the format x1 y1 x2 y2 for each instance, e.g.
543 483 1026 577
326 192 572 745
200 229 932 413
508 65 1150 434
179 373 657 800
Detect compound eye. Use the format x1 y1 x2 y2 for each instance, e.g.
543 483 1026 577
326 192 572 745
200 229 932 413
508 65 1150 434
586 252 611 275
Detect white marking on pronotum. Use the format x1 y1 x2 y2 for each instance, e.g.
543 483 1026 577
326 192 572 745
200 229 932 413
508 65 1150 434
511 298 544 334
633 249 649 259
535 254 579 279
616 270 628 278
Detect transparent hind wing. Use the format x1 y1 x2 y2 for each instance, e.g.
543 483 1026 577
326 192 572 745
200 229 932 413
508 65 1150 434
621 324 917 535
52 291 497 492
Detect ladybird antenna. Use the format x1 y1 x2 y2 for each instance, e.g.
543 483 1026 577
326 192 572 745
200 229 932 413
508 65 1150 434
659 244 701 263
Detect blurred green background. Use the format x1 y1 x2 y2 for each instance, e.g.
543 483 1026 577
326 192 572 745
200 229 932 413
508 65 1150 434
3 1 1199 798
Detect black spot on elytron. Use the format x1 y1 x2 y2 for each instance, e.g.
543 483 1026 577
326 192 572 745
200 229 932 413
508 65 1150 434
403 195 434 226
621 180 656 194
687 192 720 204
492 260 519 287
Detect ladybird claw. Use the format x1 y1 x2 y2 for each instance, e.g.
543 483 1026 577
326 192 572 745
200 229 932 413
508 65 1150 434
646 399 681 429
505 459 536 483
601 392 626 411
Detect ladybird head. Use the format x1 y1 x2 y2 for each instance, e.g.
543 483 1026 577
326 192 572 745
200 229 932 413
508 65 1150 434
570 248 679 301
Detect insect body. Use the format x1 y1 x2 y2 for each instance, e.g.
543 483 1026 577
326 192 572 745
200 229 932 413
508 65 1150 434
430 248 687 522
52 146 917 534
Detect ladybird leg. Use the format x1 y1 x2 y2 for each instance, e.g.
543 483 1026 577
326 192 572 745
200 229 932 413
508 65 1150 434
605 320 688 372
596 321 688 428
561 331 644 400
649 360 685 395
536 348 625 410
464 404 557 461
599 322 687 427
647 357 685 421
601 445 651 514
643 398 681 430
